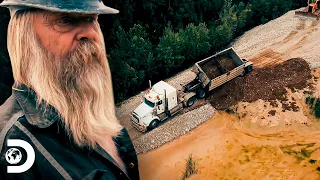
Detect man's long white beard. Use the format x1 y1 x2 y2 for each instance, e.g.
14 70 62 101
27 38 124 169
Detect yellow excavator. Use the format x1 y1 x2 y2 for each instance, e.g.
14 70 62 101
295 0 320 20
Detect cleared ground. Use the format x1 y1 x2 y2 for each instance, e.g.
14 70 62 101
232 8 320 68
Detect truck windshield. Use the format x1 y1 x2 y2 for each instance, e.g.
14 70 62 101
144 98 155 107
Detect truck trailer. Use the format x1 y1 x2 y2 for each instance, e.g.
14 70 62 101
131 47 253 132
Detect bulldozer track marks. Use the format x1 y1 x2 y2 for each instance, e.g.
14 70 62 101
291 36 309 51
283 31 298 43
248 17 319 69
249 49 285 68
296 19 306 30
311 20 319 27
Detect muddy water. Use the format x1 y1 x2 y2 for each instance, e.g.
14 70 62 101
138 111 320 180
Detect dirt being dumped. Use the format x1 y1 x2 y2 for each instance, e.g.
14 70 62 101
200 55 237 79
208 58 312 110
207 77 245 110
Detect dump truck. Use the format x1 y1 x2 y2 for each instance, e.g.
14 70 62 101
295 0 320 20
131 47 253 132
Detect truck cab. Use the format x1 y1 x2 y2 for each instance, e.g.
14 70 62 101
131 81 179 132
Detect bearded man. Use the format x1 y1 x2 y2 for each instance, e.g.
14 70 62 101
0 0 139 179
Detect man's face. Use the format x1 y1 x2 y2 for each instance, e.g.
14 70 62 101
7 9 122 148
33 11 100 58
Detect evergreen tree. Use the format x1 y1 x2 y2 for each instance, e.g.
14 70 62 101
180 23 211 61
156 27 185 76
110 25 154 102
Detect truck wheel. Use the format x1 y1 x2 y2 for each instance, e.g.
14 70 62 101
186 97 196 107
246 65 253 73
149 120 159 130
196 88 206 99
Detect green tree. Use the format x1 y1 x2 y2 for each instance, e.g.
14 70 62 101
180 23 211 61
195 0 225 22
210 0 238 49
138 0 167 43
249 0 293 25
171 0 199 29
156 27 185 76
110 24 154 102
236 2 253 33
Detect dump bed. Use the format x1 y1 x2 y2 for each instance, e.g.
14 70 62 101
191 47 246 91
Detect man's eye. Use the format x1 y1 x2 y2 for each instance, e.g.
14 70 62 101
59 17 71 25
87 17 96 23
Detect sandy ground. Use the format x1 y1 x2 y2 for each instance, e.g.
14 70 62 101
138 9 320 180
138 86 320 179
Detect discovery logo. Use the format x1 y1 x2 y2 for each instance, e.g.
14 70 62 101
4 139 35 173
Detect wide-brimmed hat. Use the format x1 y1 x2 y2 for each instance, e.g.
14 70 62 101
0 0 119 15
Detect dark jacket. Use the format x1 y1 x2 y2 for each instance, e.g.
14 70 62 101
0 85 140 180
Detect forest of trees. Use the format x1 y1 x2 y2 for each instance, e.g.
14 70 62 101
0 0 306 105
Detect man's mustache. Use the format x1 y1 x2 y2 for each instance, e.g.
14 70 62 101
65 40 102 64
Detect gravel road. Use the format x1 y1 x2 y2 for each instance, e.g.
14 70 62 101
133 104 215 153
115 68 214 154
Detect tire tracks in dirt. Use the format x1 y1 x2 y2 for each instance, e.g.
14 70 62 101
246 18 319 68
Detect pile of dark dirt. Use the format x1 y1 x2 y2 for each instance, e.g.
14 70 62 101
268 110 276 116
207 58 312 110
206 77 245 110
270 100 279 107
281 101 300 112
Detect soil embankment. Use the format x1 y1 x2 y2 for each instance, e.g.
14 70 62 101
208 58 312 110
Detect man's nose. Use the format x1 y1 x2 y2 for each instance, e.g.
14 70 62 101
76 23 99 42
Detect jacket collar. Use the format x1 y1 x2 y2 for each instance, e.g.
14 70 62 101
13 84 59 128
